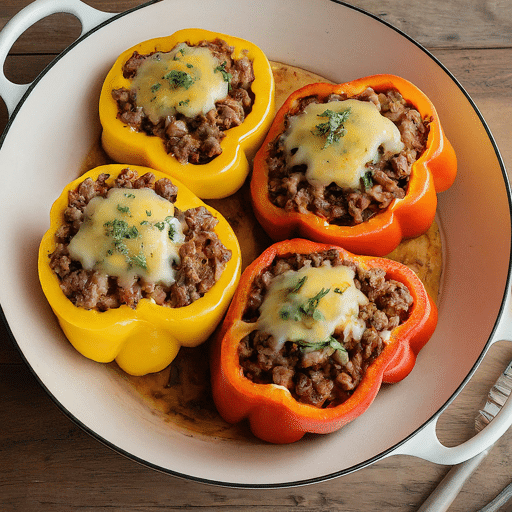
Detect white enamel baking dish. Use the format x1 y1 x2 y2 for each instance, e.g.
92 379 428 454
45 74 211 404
1 0 511 487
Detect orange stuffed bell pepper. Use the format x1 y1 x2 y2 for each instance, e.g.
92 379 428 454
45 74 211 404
38 164 241 376
211 238 437 443
100 28 275 199
250 74 456 256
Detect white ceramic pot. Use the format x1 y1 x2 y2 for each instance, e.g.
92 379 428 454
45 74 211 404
0 0 511 487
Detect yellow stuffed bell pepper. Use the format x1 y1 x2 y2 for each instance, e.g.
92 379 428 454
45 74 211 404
99 28 275 199
38 164 241 376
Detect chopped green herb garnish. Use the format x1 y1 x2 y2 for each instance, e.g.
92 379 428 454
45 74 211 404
186 63 194 69
117 204 131 215
362 170 373 190
142 215 177 238
163 70 195 90
168 223 176 241
114 240 129 256
279 308 290 320
297 339 326 353
300 287 330 320
127 226 138 239
150 83 161 93
104 219 137 240
279 305 302 322
278 285 330 324
334 283 350 294
146 210 152 216
311 108 351 148
214 61 232 90
178 99 190 107
129 250 147 270
173 48 185 61
290 275 307 294
124 193 135 199
296 336 349 361
163 216 176 241
103 219 141 266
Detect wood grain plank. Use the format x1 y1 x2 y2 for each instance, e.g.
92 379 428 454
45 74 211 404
354 0 512 49
433 48 512 97
431 48 512 172
0 0 511 53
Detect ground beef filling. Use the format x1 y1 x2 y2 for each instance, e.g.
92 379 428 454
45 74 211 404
112 38 255 164
267 88 430 225
238 250 413 407
49 168 231 311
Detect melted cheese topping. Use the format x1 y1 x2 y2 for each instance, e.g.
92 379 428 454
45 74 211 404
68 188 185 287
257 264 369 348
131 43 229 124
282 99 404 189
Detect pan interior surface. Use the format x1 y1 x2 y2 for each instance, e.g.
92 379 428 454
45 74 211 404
0 0 509 486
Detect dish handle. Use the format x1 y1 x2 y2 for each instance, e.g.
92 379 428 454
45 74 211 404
0 0 116 116
392 293 512 464
391 390 512 464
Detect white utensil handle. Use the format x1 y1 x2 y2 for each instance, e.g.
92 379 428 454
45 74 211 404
0 0 116 116
416 447 491 512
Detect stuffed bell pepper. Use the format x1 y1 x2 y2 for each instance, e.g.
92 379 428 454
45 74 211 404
251 74 457 256
100 28 275 199
39 164 241 376
211 238 437 443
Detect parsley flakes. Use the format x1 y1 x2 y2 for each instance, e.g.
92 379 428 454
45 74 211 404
278 278 330 323
116 204 131 215
214 61 232 90
277 274 349 360
362 170 374 190
103 219 146 270
163 70 195 90
312 108 351 148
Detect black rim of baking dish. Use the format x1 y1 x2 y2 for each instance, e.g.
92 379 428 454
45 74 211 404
0 0 510 489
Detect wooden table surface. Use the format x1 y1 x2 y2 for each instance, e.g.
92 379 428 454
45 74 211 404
1 1 511 510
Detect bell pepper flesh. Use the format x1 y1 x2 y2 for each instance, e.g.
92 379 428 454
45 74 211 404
99 28 275 200
38 164 242 376
250 75 457 256
210 238 437 443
